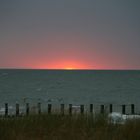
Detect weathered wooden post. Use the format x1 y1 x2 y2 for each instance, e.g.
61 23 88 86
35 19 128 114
16 103 19 116
109 104 113 113
5 103 8 117
26 103 29 115
122 105 126 114
90 104 93 113
38 102 41 114
131 104 135 114
80 105 84 114
69 104 72 115
100 105 105 114
48 104 52 114
60 104 64 115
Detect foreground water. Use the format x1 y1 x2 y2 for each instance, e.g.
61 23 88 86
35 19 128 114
0 69 140 114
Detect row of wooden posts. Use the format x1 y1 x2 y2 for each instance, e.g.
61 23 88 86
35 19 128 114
4 103 135 117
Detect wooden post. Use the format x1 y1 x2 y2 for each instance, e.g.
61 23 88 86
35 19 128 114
48 104 52 114
80 105 84 114
5 103 8 117
69 104 72 115
100 105 105 114
131 104 135 114
90 104 93 113
60 104 64 115
38 102 41 114
109 104 113 113
16 103 19 116
26 103 29 115
122 105 126 114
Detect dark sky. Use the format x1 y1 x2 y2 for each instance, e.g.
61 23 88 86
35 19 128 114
0 0 140 69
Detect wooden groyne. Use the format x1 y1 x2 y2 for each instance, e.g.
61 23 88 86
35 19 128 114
1 103 137 117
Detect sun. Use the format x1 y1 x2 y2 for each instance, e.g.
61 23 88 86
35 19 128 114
65 67 75 70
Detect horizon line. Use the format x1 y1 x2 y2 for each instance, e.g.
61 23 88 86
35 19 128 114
0 68 140 70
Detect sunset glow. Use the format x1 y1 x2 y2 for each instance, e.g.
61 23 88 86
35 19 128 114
0 0 140 70
37 60 90 70
65 67 75 70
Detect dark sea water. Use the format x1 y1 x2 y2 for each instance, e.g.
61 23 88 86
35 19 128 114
0 69 140 114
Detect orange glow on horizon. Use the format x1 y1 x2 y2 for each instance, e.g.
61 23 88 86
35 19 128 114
36 60 93 70
65 67 75 70
18 33 102 70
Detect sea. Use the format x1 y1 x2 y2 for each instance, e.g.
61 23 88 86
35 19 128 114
0 69 140 114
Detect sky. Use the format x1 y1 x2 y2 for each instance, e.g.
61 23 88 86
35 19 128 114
0 0 140 69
